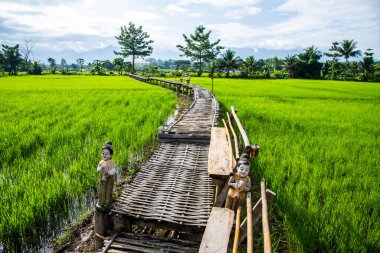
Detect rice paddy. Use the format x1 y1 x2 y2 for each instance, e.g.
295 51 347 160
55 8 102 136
190 77 380 252
0 75 177 251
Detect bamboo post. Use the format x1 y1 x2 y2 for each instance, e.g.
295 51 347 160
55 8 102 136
261 179 272 253
233 206 242 253
231 106 250 147
246 192 253 253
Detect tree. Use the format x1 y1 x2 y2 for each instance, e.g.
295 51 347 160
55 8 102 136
297 46 322 78
282 55 299 78
240 56 260 77
76 58 84 73
360 49 375 81
177 25 223 77
113 57 125 75
2 44 23 75
30 61 42 75
335 39 362 79
0 51 5 75
48 57 56 74
90 60 105 75
217 49 241 77
114 22 154 73
21 39 33 74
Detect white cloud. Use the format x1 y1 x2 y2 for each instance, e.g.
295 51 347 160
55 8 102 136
164 4 188 14
177 0 260 8
224 6 262 19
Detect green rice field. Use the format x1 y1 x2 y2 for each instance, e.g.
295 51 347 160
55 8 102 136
0 75 177 250
190 77 380 252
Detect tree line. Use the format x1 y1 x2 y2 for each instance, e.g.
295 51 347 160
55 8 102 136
1 23 379 81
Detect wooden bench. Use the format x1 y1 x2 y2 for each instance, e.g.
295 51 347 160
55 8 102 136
199 207 235 253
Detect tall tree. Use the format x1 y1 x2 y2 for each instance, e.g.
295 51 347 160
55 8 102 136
90 60 105 75
48 57 56 74
177 25 223 77
360 49 375 81
282 55 299 78
114 22 154 73
240 56 260 77
217 49 241 77
76 58 84 73
297 45 322 78
335 39 362 79
21 39 33 74
113 57 125 75
2 44 23 75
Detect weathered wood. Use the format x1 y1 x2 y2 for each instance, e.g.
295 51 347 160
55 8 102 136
238 189 276 244
231 106 250 147
208 127 230 178
246 192 253 253
261 179 272 253
233 206 241 253
102 232 119 253
199 207 234 253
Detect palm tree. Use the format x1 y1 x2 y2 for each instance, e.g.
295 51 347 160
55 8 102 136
218 49 241 77
282 55 299 78
240 56 261 77
360 49 374 81
335 39 362 79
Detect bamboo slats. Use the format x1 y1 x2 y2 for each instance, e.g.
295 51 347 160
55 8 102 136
114 143 214 227
100 232 200 253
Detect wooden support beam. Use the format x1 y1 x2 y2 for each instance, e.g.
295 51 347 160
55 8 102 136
227 112 239 161
246 192 253 253
238 189 276 244
233 206 242 253
213 179 229 207
261 179 272 253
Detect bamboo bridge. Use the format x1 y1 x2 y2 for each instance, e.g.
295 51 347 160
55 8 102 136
95 75 275 253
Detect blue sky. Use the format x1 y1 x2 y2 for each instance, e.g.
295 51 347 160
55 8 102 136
0 0 379 63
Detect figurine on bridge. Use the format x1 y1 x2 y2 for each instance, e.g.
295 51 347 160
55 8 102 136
225 162 251 210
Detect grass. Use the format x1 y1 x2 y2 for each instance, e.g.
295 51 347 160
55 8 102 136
0 75 177 250
190 77 380 252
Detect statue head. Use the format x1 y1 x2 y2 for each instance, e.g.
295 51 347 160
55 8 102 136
102 141 113 161
237 163 250 177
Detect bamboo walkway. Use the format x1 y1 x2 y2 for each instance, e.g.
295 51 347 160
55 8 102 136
102 76 219 252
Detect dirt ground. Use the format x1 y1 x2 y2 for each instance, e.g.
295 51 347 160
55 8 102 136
51 211 95 253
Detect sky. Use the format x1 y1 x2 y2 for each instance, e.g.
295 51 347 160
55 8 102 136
0 0 379 63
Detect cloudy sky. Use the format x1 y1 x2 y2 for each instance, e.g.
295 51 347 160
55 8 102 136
1 0 379 63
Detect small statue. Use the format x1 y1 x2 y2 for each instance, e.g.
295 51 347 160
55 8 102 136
97 141 116 180
225 162 251 210
97 141 116 207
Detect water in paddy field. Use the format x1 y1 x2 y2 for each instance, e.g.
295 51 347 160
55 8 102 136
4 190 96 253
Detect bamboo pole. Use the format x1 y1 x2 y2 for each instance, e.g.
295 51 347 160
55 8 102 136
227 111 239 159
222 119 234 174
231 106 250 147
246 192 253 253
233 205 242 253
261 179 272 253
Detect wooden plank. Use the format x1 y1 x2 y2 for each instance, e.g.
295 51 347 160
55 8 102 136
208 127 231 178
199 207 234 253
